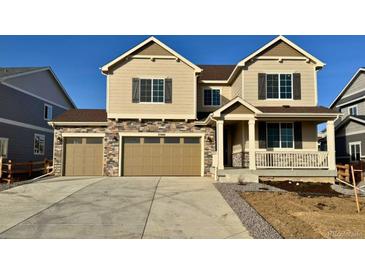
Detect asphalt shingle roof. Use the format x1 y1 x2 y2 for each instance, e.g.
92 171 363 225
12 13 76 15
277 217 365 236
198 65 236 81
52 109 107 122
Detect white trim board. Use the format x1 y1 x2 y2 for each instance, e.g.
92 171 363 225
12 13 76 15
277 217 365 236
0 117 53 133
62 133 106 137
49 121 108 126
1 82 70 110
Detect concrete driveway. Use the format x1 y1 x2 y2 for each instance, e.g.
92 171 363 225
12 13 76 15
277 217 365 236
0 176 251 239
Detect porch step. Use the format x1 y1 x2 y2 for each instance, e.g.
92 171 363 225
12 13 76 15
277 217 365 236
217 169 259 184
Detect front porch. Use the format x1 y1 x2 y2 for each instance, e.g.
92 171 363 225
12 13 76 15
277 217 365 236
209 98 339 181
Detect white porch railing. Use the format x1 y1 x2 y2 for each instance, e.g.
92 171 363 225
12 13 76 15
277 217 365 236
255 151 329 169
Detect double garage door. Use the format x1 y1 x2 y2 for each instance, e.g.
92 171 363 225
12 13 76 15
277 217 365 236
63 136 202 176
122 136 202 176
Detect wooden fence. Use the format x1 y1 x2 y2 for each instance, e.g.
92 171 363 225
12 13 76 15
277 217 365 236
0 157 52 184
336 163 364 184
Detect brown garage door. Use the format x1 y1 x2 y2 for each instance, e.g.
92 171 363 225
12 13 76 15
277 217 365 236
64 137 103 176
122 137 201 176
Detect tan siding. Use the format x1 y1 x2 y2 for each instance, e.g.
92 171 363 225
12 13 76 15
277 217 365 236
342 72 365 97
108 58 195 118
302 122 318 149
197 84 231 112
260 41 304 57
231 71 242 98
243 59 316 106
132 41 172 56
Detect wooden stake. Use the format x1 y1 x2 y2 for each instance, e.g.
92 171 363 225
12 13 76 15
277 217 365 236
351 165 361 213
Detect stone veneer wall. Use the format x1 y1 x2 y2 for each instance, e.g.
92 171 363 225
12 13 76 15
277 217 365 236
54 119 215 177
232 152 249 168
53 126 108 176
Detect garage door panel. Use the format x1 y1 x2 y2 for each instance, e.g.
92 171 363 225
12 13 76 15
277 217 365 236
122 136 201 176
64 137 103 176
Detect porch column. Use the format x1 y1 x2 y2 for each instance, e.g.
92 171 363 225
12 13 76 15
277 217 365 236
248 119 256 170
217 120 224 170
327 120 336 170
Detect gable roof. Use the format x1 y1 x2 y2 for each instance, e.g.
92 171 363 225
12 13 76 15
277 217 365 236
237 35 325 69
335 115 365 131
0 66 76 108
213 97 262 117
198 65 236 81
330 68 365 108
101 36 202 73
0 67 48 80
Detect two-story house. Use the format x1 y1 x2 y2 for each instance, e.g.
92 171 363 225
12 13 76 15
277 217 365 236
50 36 339 182
330 68 365 163
0 67 75 163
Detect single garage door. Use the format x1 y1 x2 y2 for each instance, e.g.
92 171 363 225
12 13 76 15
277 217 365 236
64 137 103 176
122 136 201 176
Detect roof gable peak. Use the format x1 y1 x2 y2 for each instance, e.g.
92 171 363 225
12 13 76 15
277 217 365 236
237 35 325 68
101 36 202 73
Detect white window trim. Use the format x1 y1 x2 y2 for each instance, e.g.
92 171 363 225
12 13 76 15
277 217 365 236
0 137 9 158
44 103 53 121
266 122 295 149
349 141 362 161
139 78 165 104
203 88 222 107
34 133 45 156
266 73 293 100
348 105 358 116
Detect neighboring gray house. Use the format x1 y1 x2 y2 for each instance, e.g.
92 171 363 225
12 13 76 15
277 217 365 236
0 67 75 163
330 68 365 163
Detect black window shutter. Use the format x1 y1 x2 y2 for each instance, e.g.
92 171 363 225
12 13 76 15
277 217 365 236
165 78 172 103
258 73 266 100
293 73 301 100
294 122 303 149
258 121 267 148
132 78 140 103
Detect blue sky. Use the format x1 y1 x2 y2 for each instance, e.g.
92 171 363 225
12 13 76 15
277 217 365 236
0 35 364 109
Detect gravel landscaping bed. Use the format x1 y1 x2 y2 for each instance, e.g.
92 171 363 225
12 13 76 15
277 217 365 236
215 182 283 239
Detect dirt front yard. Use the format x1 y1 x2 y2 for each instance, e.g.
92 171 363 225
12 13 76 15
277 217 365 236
241 184 365 238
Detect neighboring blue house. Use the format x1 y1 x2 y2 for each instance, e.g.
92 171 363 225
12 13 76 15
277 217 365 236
0 67 76 163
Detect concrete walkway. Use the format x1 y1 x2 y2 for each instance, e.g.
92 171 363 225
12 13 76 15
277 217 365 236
0 177 251 239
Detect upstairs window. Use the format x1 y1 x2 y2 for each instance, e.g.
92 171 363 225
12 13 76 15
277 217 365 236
44 104 53 120
0 137 8 158
140 79 164 103
203 89 221 106
348 105 358 116
266 74 292 99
